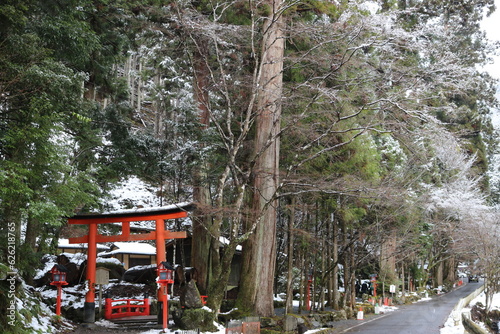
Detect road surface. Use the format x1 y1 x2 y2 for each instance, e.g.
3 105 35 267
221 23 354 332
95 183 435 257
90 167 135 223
341 281 483 334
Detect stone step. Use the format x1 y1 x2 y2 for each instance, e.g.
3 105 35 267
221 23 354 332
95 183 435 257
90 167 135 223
110 315 158 324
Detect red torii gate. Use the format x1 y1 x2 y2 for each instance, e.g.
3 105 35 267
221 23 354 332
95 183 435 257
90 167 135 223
68 203 192 325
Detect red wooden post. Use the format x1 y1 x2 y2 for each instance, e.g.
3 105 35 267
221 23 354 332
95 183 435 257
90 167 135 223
84 223 98 323
105 297 111 319
163 286 168 332
56 285 62 315
157 262 174 332
144 296 150 316
156 218 168 332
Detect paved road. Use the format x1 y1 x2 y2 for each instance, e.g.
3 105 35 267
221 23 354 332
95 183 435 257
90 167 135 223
341 281 483 334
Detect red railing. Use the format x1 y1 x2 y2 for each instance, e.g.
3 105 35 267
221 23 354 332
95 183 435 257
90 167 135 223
104 297 150 319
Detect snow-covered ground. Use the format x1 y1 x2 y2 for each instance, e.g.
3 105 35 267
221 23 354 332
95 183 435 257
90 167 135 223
440 289 500 334
104 176 163 211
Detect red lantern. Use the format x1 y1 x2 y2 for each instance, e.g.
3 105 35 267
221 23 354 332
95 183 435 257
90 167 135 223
157 261 174 284
50 265 68 316
50 265 68 286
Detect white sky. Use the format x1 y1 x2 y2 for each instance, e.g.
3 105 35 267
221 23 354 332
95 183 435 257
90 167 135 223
481 0 500 79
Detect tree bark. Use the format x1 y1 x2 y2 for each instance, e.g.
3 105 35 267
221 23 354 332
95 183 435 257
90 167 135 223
380 232 397 282
285 198 296 314
237 0 284 317
319 236 326 311
444 256 456 284
332 213 340 310
436 261 444 287
191 41 212 295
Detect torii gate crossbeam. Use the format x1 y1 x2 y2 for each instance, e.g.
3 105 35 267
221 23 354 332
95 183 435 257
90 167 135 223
67 203 192 325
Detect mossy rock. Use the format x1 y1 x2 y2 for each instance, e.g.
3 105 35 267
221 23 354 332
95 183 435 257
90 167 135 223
173 308 217 332
260 316 279 328
261 329 282 334
286 313 311 327
344 307 354 319
308 309 348 322
405 295 420 304
218 308 252 324
357 303 375 315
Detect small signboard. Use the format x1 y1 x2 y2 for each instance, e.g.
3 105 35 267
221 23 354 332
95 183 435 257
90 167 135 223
95 267 110 285
389 284 396 293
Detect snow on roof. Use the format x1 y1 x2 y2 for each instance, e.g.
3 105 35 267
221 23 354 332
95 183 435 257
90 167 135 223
103 202 193 215
61 252 87 265
99 242 156 256
97 257 122 266
58 239 110 251
70 202 194 221
126 264 156 272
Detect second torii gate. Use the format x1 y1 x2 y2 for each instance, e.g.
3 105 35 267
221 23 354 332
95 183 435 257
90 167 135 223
68 203 192 325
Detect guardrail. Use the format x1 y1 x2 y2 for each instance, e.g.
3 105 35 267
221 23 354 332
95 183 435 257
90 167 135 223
447 283 487 334
449 283 484 325
104 297 150 319
462 313 488 334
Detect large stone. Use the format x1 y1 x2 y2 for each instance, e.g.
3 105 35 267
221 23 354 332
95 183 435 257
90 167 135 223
260 317 278 327
173 308 217 331
180 280 203 309
121 265 156 284
284 315 298 331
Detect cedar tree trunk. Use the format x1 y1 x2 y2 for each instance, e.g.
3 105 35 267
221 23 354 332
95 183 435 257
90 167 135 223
237 0 284 316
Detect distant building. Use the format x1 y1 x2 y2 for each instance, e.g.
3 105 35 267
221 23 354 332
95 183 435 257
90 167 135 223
98 242 157 269
58 238 110 254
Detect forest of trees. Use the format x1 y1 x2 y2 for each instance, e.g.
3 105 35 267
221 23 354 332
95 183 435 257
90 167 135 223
2 0 500 327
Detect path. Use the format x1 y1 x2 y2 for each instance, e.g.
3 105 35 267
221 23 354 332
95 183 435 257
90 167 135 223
340 281 482 333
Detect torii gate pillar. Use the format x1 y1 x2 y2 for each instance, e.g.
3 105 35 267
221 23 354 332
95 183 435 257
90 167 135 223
68 204 192 325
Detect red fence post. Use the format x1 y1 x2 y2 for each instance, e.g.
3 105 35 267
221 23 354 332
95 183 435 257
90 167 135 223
105 297 111 320
144 297 150 316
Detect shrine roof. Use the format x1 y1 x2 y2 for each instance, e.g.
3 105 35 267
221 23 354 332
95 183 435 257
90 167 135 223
99 242 157 256
68 202 194 221
58 239 110 251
